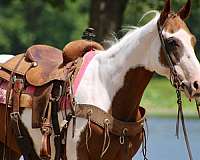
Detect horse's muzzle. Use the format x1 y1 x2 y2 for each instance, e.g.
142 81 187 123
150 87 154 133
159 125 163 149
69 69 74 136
182 80 200 99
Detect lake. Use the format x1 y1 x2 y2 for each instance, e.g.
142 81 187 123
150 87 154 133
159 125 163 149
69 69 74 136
134 117 200 160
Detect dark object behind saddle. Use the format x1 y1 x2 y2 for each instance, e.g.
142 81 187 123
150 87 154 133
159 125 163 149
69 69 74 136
0 40 104 128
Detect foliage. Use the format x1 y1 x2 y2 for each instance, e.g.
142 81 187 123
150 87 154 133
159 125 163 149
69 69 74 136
141 78 197 117
0 0 89 54
0 0 199 56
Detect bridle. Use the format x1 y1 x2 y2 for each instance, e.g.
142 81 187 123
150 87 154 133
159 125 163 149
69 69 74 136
157 16 183 88
157 17 193 160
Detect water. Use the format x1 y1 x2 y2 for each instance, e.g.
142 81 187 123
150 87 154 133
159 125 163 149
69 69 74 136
134 117 200 160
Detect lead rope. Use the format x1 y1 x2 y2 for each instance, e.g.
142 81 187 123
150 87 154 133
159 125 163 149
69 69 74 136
175 88 193 160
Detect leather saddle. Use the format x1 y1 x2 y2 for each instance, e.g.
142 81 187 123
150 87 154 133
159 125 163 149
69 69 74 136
0 40 103 86
0 30 104 159
0 40 104 128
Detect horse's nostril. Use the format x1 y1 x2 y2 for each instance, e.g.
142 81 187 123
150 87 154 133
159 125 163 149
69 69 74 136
193 81 199 90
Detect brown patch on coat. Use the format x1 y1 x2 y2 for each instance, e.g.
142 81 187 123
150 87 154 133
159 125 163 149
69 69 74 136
77 67 153 160
0 105 39 160
159 13 196 67
163 14 191 33
0 104 21 157
159 37 184 67
110 67 153 122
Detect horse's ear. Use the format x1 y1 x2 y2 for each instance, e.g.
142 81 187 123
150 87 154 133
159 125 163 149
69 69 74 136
177 0 191 20
160 0 171 25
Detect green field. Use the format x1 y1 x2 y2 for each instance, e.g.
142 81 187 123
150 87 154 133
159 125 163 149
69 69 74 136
141 78 198 118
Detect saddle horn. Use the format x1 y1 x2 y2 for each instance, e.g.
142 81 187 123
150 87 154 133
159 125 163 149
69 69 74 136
177 0 191 20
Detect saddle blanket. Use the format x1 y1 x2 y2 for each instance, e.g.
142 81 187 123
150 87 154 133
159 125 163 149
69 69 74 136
0 80 35 105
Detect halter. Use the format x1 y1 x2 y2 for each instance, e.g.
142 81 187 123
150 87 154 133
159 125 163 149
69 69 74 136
157 18 193 160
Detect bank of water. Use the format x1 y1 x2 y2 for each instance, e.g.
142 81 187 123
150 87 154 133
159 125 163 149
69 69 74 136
134 117 200 160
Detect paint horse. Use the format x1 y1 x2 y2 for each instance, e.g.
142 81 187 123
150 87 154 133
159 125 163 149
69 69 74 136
0 0 199 159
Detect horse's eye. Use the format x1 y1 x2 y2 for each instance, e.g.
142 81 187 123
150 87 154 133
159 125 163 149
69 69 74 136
165 37 180 51
167 37 179 47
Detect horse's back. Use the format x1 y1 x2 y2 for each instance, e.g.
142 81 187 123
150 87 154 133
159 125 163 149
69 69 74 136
0 54 14 63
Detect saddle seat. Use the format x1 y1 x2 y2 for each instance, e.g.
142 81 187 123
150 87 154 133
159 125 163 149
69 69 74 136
0 40 104 86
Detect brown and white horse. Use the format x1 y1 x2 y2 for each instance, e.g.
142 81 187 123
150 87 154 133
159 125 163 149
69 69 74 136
0 0 199 159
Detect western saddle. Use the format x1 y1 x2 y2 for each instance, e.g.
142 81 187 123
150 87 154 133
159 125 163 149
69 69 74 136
0 28 104 160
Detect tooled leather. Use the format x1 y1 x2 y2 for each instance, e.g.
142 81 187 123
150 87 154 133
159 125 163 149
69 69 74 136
76 104 145 137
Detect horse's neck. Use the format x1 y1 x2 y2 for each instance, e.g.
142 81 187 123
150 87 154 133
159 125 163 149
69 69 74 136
110 67 153 121
76 18 159 121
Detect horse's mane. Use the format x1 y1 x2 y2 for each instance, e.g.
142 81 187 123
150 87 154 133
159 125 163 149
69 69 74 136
103 10 160 49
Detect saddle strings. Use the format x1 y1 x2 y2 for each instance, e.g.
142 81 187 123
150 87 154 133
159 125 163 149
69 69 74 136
85 111 92 153
100 121 110 158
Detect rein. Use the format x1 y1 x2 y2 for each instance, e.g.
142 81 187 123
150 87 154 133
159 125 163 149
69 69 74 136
157 19 193 160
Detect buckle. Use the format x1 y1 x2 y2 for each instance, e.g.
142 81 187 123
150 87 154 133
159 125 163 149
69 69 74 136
10 112 20 119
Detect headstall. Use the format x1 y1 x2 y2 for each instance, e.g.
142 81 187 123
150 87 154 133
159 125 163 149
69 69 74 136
157 18 193 160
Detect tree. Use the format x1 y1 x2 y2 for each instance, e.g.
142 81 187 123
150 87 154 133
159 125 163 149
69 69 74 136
0 0 89 54
89 0 129 42
0 0 199 55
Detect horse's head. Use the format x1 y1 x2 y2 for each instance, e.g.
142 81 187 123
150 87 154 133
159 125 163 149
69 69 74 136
156 0 200 99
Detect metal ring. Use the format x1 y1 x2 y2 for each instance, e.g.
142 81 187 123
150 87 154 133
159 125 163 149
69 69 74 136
87 109 93 116
120 135 125 144
32 62 38 67
104 119 110 124
123 128 128 134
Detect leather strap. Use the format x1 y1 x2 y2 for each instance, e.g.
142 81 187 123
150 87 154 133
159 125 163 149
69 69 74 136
157 18 193 160
51 82 62 160
52 100 61 160
40 100 52 160
0 88 32 107
76 104 145 137
12 79 24 113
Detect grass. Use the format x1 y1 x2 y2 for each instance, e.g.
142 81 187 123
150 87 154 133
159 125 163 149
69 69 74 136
140 78 198 118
